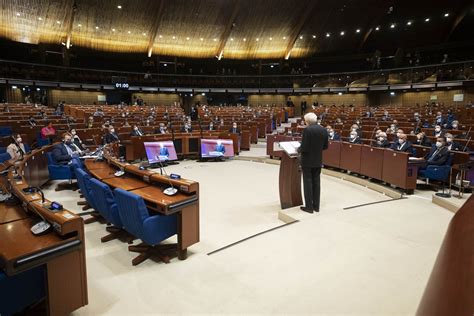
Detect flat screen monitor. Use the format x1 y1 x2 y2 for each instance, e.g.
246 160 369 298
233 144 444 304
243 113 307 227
200 139 234 158
144 141 178 163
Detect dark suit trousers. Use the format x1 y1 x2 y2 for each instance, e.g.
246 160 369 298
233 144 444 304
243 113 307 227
302 167 321 210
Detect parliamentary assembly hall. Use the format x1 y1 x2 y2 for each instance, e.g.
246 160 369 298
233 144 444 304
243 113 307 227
0 0 473 315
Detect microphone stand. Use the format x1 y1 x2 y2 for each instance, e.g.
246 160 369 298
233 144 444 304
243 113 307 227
26 187 51 235
157 159 178 196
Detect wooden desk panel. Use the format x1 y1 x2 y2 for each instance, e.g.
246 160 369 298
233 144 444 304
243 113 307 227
360 146 384 180
103 176 150 191
340 143 362 173
382 151 417 191
0 204 28 225
88 166 117 180
130 186 198 214
84 159 109 170
322 141 341 168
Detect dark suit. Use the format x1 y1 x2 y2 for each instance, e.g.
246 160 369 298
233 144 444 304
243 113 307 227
159 147 169 156
447 142 463 152
130 129 144 136
105 132 120 144
390 141 416 156
229 127 241 135
415 137 432 148
328 133 341 141
215 144 226 153
299 124 328 211
180 126 193 133
424 146 449 166
348 137 362 144
374 140 391 148
52 143 74 165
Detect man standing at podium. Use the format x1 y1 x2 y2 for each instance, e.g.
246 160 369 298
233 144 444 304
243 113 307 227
298 113 328 213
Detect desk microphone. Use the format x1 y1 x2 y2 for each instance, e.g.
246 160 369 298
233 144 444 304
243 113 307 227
369 126 377 147
157 159 178 196
25 187 52 235
463 136 471 152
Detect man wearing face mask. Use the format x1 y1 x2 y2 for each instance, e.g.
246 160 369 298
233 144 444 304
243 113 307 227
374 132 390 148
433 125 444 137
444 133 464 151
326 126 340 141
415 132 432 147
130 125 144 137
52 132 78 165
69 129 85 152
348 131 362 144
7 134 28 165
449 120 461 131
422 137 450 167
229 122 241 135
155 123 168 134
390 133 416 156
433 111 444 126
392 129 404 143
180 122 193 133
105 125 120 144
208 122 216 131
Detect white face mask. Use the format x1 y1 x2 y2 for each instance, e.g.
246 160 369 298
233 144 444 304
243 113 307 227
452 124 458 128
16 138 22 143
350 134 356 139
378 137 384 142
398 139 404 144
110 129 115 133
446 138 452 143
71 131 76 135
329 132 334 136
436 141 442 148
435 128 441 132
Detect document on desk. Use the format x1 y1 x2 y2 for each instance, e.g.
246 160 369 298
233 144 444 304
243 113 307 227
279 141 301 156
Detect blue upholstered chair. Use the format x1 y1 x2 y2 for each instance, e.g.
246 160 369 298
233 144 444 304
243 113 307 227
46 151 77 191
89 178 132 243
0 265 46 316
0 147 6 154
36 132 51 147
74 168 103 225
114 188 178 266
418 153 454 198
0 126 13 137
0 152 11 163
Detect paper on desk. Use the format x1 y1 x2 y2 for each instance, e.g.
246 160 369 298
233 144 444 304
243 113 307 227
279 141 301 156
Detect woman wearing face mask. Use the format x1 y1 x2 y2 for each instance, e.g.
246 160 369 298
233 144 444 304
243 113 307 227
390 133 416 156
69 129 85 151
7 134 28 165
326 126 341 141
374 132 390 148
449 120 461 130
415 132 432 147
105 126 120 144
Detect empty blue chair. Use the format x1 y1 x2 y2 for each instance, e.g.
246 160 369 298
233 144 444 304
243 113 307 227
0 126 12 137
0 152 11 163
0 265 46 316
114 188 178 266
37 132 51 147
89 178 130 243
0 147 6 154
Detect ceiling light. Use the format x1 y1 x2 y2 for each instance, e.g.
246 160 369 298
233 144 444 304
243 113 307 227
312 35 316 38
356 29 361 33
213 38 217 41
163 63 167 67
407 21 412 25
56 20 61 24
256 38 259 41
375 26 380 31
112 28 116 32
390 24 395 28
243 38 247 41
425 18 430 22
269 37 273 40
16 12 20 16
95 26 99 29
186 37 190 40
159 35 163 38
143 32 147 36
117 5 122 9
326 33 330 37
202 93 206 96
36 88 40 91
390 91 395 96
444 13 449 17
230 38 234 41
340 31 345 36
283 36 286 40
127 31 131 34
77 23 82 27
12 86 17 89
172 36 176 39
200 37 203 41
338 92 343 95
38 17 42 21
299 35 303 39
270 65 274 68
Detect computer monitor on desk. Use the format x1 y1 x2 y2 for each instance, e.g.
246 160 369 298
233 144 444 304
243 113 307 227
144 141 178 166
200 139 234 159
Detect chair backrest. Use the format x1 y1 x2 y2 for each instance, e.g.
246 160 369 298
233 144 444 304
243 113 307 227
89 178 122 227
0 152 11 163
46 152 55 165
75 168 96 209
113 188 148 237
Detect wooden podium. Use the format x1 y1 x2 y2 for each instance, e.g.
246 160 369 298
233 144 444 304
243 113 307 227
279 150 303 209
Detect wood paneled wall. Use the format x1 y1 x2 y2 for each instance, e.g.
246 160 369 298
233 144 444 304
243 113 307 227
48 89 106 106
5 87 24 103
131 93 180 105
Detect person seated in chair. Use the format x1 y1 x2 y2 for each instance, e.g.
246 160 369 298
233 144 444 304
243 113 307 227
130 125 144 136
326 126 340 141
229 122 241 135
347 131 362 144
105 126 120 144
374 132 390 148
70 129 86 152
392 128 404 143
415 132 432 147
155 123 168 134
86 116 95 129
433 124 444 138
449 120 461 131
445 133 464 151
390 133 416 156
27 116 37 127
208 121 217 131
40 121 56 142
93 108 104 117
180 122 193 133
349 124 361 137
7 134 28 165
52 132 79 165
422 138 450 168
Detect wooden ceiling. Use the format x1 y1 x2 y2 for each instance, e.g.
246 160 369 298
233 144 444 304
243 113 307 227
0 0 472 59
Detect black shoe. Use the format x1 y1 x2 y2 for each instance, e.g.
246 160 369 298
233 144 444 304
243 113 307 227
300 206 313 213
313 209 320 212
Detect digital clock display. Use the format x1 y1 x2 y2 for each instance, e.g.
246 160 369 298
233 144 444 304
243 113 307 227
115 82 129 89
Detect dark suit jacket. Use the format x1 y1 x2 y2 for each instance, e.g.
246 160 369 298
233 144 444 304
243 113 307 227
299 124 328 168
180 126 193 133
105 133 120 144
391 141 416 156
374 140 391 148
415 137 432 148
328 133 340 141
130 129 144 137
348 137 362 144
425 146 450 165
52 143 73 164
447 142 463 152
229 127 241 135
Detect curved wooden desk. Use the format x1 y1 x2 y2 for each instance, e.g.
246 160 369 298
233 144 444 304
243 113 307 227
1 144 88 315
417 194 474 315
84 146 200 260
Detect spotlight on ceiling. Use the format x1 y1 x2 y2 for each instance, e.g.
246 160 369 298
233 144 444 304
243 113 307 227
186 37 190 40
340 31 345 36
112 28 116 32
407 21 412 25
117 5 122 9
390 24 395 28
312 35 316 38
299 35 303 39
256 38 259 41
390 91 395 96
95 26 99 29
16 12 20 16
200 37 203 41
326 33 330 37
282 36 286 40
425 18 430 22
269 37 273 40
243 38 247 41
77 23 82 27
375 26 380 31
38 17 42 21
56 20 61 24
230 38 234 41
444 13 449 17
338 92 343 95
356 29 361 33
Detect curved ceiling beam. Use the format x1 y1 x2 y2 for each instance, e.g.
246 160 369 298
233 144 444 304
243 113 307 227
444 0 472 42
215 0 241 60
147 0 166 57
283 1 318 60
358 3 390 51
65 1 77 49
